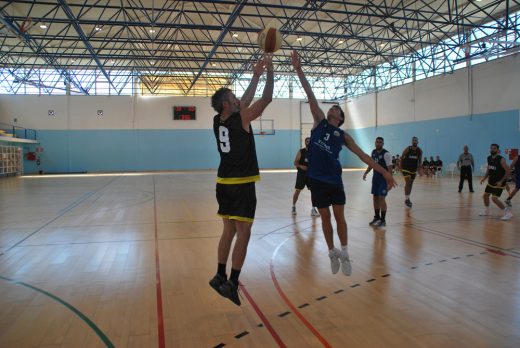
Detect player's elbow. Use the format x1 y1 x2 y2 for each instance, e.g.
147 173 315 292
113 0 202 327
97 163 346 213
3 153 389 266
262 95 273 104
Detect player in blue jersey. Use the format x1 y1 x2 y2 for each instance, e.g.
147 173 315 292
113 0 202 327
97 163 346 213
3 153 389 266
291 51 397 276
363 137 393 227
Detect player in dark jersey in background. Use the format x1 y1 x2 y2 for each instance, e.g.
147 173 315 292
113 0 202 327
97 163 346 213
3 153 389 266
363 137 393 227
401 137 423 207
422 157 430 176
429 156 436 177
209 55 274 305
505 153 519 208
479 144 513 221
435 156 443 176
292 137 319 217
292 51 397 277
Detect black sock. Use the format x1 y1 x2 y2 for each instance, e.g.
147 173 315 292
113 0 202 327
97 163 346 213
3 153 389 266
230 268 241 285
381 210 386 221
217 263 227 278
375 209 380 218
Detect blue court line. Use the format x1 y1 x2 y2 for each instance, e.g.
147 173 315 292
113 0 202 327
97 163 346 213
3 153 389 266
2 176 119 254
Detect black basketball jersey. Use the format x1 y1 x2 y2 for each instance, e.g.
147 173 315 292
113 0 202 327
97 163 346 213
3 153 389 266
213 112 259 184
297 148 308 173
401 146 422 171
487 154 505 186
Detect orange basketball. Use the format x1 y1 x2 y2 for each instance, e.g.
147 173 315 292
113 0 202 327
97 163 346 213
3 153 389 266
257 27 282 53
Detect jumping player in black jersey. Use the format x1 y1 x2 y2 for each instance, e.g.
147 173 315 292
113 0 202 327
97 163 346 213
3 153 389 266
479 144 513 220
208 55 274 305
363 137 393 227
292 137 319 217
400 136 423 207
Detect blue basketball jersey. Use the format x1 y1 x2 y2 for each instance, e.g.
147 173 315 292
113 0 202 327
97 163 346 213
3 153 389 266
371 148 389 182
307 119 345 186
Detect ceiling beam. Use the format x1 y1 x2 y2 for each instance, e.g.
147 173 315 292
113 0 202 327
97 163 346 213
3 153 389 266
57 0 118 92
0 8 88 94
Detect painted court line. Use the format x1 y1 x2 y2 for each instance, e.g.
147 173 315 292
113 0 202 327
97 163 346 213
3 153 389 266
240 282 287 348
270 234 332 348
152 177 166 348
0 275 114 347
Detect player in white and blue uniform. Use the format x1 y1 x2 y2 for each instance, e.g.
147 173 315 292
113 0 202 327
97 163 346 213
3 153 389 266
505 153 519 207
363 137 393 227
292 50 397 277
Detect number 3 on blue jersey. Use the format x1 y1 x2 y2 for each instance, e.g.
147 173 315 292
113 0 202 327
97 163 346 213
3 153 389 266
219 126 230 153
324 133 330 141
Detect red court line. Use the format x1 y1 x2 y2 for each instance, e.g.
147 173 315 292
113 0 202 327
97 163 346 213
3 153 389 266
239 283 286 348
487 248 507 256
270 236 332 348
153 177 166 348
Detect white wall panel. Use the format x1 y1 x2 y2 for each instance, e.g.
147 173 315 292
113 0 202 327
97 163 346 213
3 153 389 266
345 53 520 129
377 84 415 125
414 69 469 121
0 95 68 130
69 96 134 129
473 54 520 114
345 93 376 129
0 94 300 130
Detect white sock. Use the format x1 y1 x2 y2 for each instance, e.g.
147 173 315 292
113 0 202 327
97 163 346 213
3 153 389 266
405 195 410 199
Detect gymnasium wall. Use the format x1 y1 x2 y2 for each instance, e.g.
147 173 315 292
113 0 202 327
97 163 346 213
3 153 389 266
342 53 520 169
0 53 519 174
0 95 303 173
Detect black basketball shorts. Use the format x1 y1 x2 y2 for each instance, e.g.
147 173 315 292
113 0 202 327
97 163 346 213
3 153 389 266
484 183 504 197
295 171 309 190
308 177 346 208
401 168 417 180
216 182 256 222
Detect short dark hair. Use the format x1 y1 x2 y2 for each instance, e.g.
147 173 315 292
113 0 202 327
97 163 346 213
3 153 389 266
211 87 231 113
376 136 384 142
332 105 345 127
491 143 499 149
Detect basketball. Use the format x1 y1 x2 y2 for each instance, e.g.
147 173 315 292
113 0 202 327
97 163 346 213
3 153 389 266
257 27 282 53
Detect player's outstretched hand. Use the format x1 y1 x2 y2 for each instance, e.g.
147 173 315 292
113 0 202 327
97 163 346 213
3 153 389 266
263 54 273 71
384 172 398 191
362 173 367 181
252 57 265 77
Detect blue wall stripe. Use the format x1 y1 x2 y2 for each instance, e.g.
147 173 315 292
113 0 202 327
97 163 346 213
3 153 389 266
341 110 520 168
21 110 519 173
23 130 301 173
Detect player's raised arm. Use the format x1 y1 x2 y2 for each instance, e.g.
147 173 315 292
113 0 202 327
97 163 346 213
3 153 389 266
291 51 325 129
241 55 274 128
240 57 265 108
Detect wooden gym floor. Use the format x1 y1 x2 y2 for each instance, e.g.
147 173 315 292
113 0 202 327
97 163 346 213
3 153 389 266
0 170 519 348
